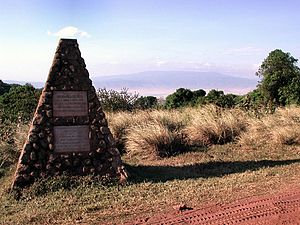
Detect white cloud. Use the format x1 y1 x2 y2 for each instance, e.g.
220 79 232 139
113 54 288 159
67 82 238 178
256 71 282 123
47 26 90 38
203 62 212 67
156 60 167 66
153 57 168 66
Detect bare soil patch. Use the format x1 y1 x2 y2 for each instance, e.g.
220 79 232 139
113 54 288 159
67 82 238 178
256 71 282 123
127 187 300 225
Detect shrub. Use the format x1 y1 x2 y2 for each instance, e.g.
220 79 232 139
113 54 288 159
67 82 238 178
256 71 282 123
97 87 139 112
0 84 40 123
165 88 206 109
135 96 158 109
165 88 194 109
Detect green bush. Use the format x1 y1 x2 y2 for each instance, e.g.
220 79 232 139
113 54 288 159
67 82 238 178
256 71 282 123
134 96 158 109
165 88 206 109
0 84 40 123
0 80 15 95
97 87 139 112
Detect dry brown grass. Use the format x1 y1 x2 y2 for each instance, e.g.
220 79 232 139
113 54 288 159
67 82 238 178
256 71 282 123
106 111 138 151
126 122 185 159
107 106 250 158
238 105 300 148
107 109 188 156
184 105 248 146
106 106 300 159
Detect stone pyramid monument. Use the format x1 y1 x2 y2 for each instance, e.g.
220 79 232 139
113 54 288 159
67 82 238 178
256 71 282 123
12 39 127 188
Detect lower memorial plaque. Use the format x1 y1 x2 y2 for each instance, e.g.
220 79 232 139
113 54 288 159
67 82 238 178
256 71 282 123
54 125 90 153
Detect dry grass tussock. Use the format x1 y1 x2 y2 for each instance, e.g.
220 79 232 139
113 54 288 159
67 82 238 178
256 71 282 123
126 122 185 159
107 109 187 157
184 105 248 146
107 105 300 158
238 105 300 147
108 105 249 158
106 111 148 151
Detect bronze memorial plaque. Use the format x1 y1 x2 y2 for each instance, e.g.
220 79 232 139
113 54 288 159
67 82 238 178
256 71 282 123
54 125 90 153
53 91 88 117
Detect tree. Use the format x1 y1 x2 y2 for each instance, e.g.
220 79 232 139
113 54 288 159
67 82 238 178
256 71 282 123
0 80 12 96
256 49 300 106
221 94 239 108
165 88 194 109
193 89 206 98
204 90 239 108
0 84 40 122
97 87 139 112
135 96 158 109
191 89 206 105
205 89 224 103
238 90 265 115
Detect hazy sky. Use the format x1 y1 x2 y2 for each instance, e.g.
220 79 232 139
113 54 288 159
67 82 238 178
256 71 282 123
1 0 300 82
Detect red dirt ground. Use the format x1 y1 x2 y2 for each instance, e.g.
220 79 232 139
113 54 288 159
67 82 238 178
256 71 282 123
125 189 300 225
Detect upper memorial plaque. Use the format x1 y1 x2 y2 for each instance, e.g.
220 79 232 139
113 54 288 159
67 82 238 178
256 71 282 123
53 91 88 117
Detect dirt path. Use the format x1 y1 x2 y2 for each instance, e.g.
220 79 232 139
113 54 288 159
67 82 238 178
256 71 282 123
126 189 300 225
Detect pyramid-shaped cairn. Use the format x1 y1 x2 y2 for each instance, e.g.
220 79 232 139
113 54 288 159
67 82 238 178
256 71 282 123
12 39 127 188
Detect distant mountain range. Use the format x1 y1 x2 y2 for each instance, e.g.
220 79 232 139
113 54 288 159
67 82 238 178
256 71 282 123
4 71 259 97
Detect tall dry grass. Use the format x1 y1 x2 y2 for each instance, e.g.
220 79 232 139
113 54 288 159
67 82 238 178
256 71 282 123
0 122 28 175
107 105 249 158
126 122 185 159
184 105 248 146
238 105 300 147
107 105 300 158
106 111 144 152
107 109 188 156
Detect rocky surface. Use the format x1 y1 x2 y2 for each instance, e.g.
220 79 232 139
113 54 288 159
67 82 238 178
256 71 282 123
12 39 127 189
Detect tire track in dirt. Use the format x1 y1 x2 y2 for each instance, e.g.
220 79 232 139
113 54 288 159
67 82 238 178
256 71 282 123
126 190 300 225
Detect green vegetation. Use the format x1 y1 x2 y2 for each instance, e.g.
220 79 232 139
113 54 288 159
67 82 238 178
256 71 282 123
256 49 300 106
162 49 300 111
97 87 139 112
165 88 206 108
134 95 158 109
0 80 16 95
0 83 40 123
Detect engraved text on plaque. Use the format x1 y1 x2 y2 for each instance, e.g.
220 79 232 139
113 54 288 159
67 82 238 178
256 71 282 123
54 126 90 153
53 91 88 117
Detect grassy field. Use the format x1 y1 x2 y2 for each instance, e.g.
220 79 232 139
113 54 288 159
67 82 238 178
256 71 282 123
1 106 300 224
